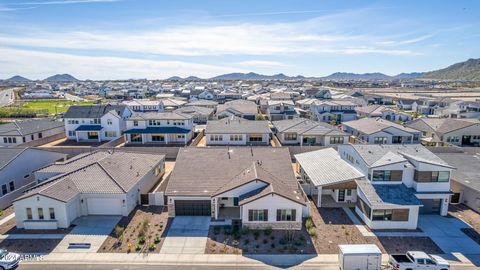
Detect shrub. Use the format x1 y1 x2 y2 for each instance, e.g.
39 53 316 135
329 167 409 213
138 235 145 244
213 226 221 235
243 239 249 245
232 240 239 246
233 231 241 240
135 243 142 251
224 226 232 235
241 226 250 235
299 235 305 241
253 230 260 238
148 243 156 251
308 227 317 238
294 239 303 246
154 234 161 244
271 243 275 249
263 239 268 244
114 225 124 240
305 218 314 230
279 238 287 245
270 235 275 241
264 227 273 236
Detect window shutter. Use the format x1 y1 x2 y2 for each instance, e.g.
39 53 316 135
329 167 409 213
263 210 268 221
291 209 296 221
276 210 281 221
248 210 253 221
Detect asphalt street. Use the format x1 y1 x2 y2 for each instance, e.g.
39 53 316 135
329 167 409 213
0 88 14 107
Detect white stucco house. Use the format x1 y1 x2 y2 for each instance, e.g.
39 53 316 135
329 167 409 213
337 144 454 230
342 118 421 144
0 119 65 147
0 148 66 209
205 116 271 146
165 147 309 230
122 99 164 112
13 151 165 230
64 104 132 142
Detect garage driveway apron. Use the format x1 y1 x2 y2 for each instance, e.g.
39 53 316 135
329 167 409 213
53 216 121 253
160 216 211 254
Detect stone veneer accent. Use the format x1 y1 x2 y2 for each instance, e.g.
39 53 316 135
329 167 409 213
244 221 302 230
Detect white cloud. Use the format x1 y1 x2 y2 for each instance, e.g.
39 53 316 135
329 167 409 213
0 47 245 80
14 0 119 6
236 60 289 67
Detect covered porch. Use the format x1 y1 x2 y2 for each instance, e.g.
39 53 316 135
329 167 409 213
75 125 103 142
124 127 191 145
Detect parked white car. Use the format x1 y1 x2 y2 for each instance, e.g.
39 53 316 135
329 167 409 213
389 251 449 270
0 249 20 270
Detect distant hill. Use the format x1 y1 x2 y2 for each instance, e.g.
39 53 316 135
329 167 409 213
392 72 424 79
210 72 303 80
320 72 392 81
6 75 31 82
44 74 79 82
422 58 480 80
184 76 203 81
167 76 183 80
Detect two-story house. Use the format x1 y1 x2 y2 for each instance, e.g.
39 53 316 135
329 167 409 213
64 104 132 142
309 100 359 124
266 100 297 121
122 99 164 112
337 144 454 230
342 118 421 144
205 116 271 146
124 112 194 145
355 105 412 122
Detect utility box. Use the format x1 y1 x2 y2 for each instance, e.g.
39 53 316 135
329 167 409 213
338 244 382 270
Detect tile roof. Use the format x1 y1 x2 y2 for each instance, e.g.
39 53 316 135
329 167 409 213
0 148 28 170
64 104 128 119
174 106 214 116
129 112 192 120
205 116 271 134
75 125 103 131
216 100 258 115
436 152 480 192
406 118 480 135
342 117 419 135
124 126 191 134
165 147 306 205
185 100 218 106
0 119 64 136
18 151 165 202
356 180 423 207
295 148 364 186
272 118 347 136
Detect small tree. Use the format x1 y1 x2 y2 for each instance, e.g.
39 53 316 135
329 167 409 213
114 225 124 242
329 115 338 126
255 114 265 120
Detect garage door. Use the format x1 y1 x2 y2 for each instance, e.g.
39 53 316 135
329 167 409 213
87 198 122 215
419 199 441 214
175 200 211 216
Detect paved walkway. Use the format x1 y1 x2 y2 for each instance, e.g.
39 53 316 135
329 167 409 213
342 207 375 237
419 215 480 255
160 216 210 254
0 213 15 226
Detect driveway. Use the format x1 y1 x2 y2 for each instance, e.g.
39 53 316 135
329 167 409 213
160 216 210 254
418 215 480 254
53 216 121 253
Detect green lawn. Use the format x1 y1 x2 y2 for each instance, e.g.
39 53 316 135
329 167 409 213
22 99 95 115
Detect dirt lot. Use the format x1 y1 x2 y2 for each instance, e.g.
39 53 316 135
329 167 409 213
205 225 316 254
309 204 443 254
0 207 14 218
99 206 170 253
0 239 61 253
449 204 480 232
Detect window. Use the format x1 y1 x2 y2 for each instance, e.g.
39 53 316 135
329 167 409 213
1 184 7 196
177 134 185 139
210 135 223 141
230 134 242 141
130 134 142 142
38 208 44 220
93 118 101 124
152 135 165 142
276 209 296 221
38 132 43 138
414 171 450 182
9 181 14 192
346 189 352 196
372 209 393 221
31 135 34 140
372 170 402 181
356 198 371 218
373 137 388 144
248 209 268 221
22 137 26 143
133 120 139 126
104 131 117 137
12 137 16 143
330 136 344 144
3 138 6 143
107 119 112 125
68 130 76 137
284 133 297 141
249 135 263 142
49 208 55 219
26 208 32 220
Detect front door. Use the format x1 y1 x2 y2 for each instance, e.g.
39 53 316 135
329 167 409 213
338 190 346 202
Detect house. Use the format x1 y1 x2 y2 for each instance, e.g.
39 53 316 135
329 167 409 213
197 90 216 100
174 106 214 124
64 104 132 142
295 148 365 208
217 91 243 102
216 100 258 120
161 98 187 111
205 116 271 146
124 112 194 145
165 147 309 230
185 99 218 109
122 99 164 112
342 118 421 144
309 100 359 124
304 88 332 99
396 99 416 111
411 99 450 115
270 92 292 100
437 101 480 119
355 105 412 122
406 118 480 147
266 100 297 121
13 151 165 229
0 119 65 147
0 148 66 209
337 144 454 230
272 118 349 146
435 152 480 212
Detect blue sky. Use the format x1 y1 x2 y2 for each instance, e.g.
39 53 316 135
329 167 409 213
0 0 479 80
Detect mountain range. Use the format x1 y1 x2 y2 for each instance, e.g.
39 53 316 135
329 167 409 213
3 58 480 81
